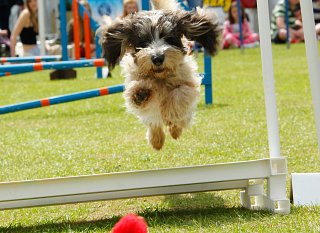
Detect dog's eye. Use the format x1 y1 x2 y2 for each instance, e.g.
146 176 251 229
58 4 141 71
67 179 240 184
136 41 148 48
165 36 183 48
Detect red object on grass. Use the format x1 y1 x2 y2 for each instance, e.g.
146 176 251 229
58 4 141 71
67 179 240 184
112 214 148 233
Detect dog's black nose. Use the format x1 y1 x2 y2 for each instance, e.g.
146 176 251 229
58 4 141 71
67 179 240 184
151 54 165 66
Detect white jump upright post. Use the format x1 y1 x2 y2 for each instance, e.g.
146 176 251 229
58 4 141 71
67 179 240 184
300 0 320 152
257 0 281 159
239 0 289 214
38 0 46 55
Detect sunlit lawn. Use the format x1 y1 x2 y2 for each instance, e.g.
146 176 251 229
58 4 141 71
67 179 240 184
0 43 319 232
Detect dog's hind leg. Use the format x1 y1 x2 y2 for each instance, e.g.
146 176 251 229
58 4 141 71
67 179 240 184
147 125 165 150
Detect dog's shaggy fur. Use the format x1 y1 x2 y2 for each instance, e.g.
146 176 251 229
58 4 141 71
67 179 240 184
100 0 221 150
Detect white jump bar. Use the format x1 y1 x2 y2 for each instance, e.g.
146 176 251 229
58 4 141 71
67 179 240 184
0 158 287 210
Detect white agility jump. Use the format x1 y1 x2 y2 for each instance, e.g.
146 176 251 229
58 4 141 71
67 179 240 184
2 0 319 214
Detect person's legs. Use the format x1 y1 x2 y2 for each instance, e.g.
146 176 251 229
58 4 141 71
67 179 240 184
272 29 287 44
243 33 259 44
290 28 304 42
223 33 240 48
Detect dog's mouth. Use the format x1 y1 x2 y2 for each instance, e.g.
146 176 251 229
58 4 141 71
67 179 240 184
153 67 165 73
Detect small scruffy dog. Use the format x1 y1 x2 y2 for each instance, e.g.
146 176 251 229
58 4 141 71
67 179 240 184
100 0 221 150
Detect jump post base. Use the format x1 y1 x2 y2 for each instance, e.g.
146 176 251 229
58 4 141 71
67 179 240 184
50 69 77 80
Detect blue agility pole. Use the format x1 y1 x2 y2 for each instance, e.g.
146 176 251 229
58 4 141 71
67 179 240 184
285 0 290 49
0 84 124 114
142 0 149 10
203 52 212 105
237 0 244 51
0 59 105 74
60 0 69 61
0 56 61 64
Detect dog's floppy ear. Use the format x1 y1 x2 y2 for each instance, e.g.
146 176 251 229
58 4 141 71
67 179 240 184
177 9 222 56
99 20 131 69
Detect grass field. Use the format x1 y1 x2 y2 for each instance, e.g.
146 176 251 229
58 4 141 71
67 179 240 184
0 43 320 232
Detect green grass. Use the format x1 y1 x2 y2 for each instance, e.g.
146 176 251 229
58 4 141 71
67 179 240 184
0 44 320 232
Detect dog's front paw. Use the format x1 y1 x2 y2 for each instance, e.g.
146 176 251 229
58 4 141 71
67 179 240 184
169 124 183 139
132 88 152 106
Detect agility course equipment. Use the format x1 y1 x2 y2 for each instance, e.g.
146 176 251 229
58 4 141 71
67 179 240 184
0 84 124 114
0 72 18 77
0 0 294 214
0 158 288 211
290 0 320 206
0 56 61 64
57 0 103 78
0 59 105 74
300 0 320 151
0 76 213 114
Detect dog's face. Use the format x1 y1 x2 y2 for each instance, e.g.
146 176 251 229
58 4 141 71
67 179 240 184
100 9 221 77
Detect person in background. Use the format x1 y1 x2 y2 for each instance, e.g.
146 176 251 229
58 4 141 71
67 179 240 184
270 0 304 44
0 28 11 56
0 0 11 35
222 1 259 49
10 0 40 57
9 0 25 34
120 0 139 19
313 0 320 38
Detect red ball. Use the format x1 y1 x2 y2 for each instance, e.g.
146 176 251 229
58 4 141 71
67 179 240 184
112 214 148 233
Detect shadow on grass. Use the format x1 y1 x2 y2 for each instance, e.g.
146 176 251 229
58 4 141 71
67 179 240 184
0 193 273 233
197 103 229 110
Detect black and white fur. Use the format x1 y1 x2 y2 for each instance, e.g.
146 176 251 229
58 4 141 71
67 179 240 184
100 0 222 150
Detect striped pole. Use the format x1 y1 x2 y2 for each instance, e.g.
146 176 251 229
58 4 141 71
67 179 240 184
0 71 21 77
0 59 105 73
0 84 124 114
0 56 61 64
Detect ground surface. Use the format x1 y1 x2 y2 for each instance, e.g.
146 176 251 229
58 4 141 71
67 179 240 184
0 44 320 232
